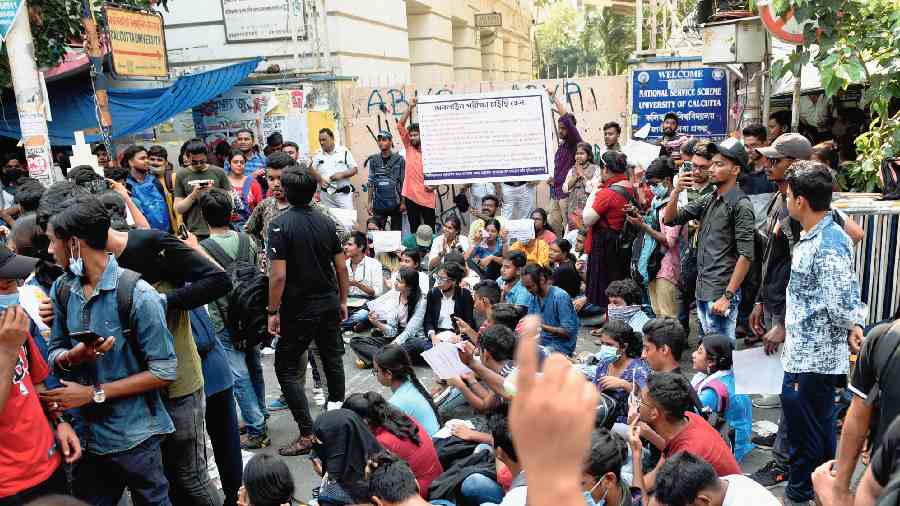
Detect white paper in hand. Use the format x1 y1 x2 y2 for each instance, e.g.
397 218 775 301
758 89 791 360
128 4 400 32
622 141 661 170
371 231 402 254
505 219 535 243
733 347 784 395
421 342 473 380
329 208 357 230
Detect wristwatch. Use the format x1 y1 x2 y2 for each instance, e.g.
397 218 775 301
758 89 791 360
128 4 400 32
92 384 106 404
266 306 280 315
724 290 735 301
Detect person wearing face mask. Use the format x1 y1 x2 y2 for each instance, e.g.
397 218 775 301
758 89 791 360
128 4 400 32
690 333 754 462
592 320 650 432
1 154 26 218
582 429 635 506
626 156 682 319
654 452 780 506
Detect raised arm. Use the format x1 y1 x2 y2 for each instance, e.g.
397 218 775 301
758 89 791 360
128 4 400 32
398 96 417 126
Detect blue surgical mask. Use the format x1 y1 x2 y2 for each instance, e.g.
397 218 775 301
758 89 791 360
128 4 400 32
0 292 19 309
583 480 608 506
597 345 620 363
68 240 84 278
652 183 669 199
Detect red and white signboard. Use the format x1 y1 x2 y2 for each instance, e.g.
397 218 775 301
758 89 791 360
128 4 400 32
757 0 804 44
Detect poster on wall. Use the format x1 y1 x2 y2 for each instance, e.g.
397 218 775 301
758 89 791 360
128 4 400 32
631 67 728 140
417 89 555 185
221 0 292 43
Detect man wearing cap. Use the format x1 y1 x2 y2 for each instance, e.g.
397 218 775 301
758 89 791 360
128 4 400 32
366 131 405 231
663 138 756 342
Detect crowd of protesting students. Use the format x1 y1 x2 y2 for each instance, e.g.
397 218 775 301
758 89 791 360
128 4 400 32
0 87 897 506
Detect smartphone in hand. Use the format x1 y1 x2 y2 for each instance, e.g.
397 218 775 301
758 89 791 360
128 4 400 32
69 330 104 345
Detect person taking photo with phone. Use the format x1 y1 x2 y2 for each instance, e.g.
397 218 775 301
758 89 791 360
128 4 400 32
174 139 232 241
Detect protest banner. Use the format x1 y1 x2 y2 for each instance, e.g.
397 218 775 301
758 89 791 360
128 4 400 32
416 89 556 185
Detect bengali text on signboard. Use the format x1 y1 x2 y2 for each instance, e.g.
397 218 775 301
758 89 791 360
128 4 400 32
106 7 168 78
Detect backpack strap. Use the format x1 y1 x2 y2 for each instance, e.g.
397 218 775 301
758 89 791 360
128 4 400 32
608 184 639 209
235 232 252 264
200 237 234 270
703 379 730 414
55 277 73 336
115 268 157 416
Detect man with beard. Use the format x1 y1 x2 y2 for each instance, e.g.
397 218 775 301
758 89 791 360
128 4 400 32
603 122 623 152
147 145 180 231
366 131 405 231
1 154 25 218
657 112 689 158
398 98 436 231
228 129 267 182
124 145 173 233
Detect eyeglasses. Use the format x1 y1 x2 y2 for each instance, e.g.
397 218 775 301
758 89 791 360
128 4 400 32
190 159 207 166
435 276 449 283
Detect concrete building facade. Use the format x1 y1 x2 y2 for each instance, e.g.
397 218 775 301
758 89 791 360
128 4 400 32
160 0 534 84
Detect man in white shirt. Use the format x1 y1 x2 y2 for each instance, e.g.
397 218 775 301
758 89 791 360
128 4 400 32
654 452 780 506
312 128 358 210
342 231 384 332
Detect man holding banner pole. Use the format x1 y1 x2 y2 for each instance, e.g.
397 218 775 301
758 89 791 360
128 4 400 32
548 89 583 234
397 98 437 232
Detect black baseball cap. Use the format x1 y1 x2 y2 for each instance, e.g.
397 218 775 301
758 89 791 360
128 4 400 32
707 137 749 173
0 244 38 280
377 131 393 140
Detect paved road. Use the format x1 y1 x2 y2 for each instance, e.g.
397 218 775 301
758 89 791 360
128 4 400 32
238 323 783 502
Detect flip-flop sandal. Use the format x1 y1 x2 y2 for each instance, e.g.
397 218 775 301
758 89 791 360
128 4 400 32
590 329 605 337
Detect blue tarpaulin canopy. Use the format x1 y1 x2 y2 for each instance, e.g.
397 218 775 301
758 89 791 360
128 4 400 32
0 58 261 145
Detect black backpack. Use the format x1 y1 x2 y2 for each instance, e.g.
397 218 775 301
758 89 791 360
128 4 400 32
201 234 269 351
369 155 401 214
630 211 665 286
609 184 641 257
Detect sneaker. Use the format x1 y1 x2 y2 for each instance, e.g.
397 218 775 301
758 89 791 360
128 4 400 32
261 346 276 356
342 331 354 344
313 387 326 407
751 432 777 448
240 433 271 450
268 397 289 411
327 401 343 411
753 394 781 408
749 460 787 488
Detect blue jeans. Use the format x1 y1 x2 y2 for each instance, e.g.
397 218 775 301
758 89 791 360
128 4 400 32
74 435 172 506
781 371 842 502
245 344 267 417
696 290 741 342
341 307 370 329
221 336 267 437
459 474 503 506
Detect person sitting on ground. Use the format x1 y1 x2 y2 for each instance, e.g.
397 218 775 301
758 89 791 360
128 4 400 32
447 324 518 413
401 225 434 263
351 268 426 368
239 454 296 506
389 248 429 294
373 345 441 436
342 230 386 331
365 452 432 506
505 224 551 269
311 410 385 505
458 415 527 506
550 238 581 299
582 429 635 506
640 317 689 376
465 218 503 280
654 452 780 506
586 279 646 338
344 392 443 496
497 251 532 306
628 373 741 496
428 215 470 271
522 263 580 356
690 333 754 462
592 320 650 432
531 208 557 244
455 279 501 344
406 262 474 360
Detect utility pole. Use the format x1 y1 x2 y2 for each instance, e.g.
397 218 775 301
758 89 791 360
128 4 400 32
82 0 112 136
6 0 55 187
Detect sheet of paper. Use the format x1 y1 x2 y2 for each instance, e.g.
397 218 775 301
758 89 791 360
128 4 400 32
505 219 535 243
633 123 652 139
18 285 50 333
622 140 661 169
328 207 357 230
733 347 784 395
366 290 399 320
421 342 473 380
371 231 402 254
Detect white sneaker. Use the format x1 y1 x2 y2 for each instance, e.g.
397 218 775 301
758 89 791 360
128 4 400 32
326 401 343 411
342 331 353 344
261 346 275 356
313 387 326 407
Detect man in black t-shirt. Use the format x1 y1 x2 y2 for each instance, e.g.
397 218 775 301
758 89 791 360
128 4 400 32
266 164 350 457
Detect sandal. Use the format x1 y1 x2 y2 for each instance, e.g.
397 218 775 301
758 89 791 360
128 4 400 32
278 434 315 456
590 329 605 337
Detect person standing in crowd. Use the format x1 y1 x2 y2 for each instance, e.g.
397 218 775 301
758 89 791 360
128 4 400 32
224 149 263 231
772 162 865 506
741 124 777 195
147 145 180 229
229 129 268 183
548 89 583 233
604 122 623 152
44 196 178 505
282 140 310 168
768 110 792 142
366 131 405 231
174 139 232 241
628 156 682 318
657 112 689 157
563 142 602 232
265 132 283 155
198 189 270 451
314 128 358 210
373 345 441 436
123 145 172 233
92 144 114 170
468 194 506 244
397 98 436 231
267 165 350 456
427 215 470 270
583 151 636 310
522 264 579 356
655 452 781 506
498 179 539 221
498 250 532 306
663 138 755 342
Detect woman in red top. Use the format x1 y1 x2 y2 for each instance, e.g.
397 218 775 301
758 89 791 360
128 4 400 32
582 151 639 308
224 149 263 230
344 392 443 497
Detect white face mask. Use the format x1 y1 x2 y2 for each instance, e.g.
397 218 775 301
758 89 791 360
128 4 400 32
583 479 608 506
68 239 84 277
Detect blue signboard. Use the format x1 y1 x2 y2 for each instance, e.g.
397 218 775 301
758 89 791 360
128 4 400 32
0 0 22 41
632 67 728 140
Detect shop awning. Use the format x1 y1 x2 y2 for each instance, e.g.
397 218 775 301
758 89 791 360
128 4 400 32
0 57 262 145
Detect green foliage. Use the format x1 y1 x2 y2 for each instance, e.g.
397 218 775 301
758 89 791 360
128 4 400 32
534 2 633 78
772 0 900 191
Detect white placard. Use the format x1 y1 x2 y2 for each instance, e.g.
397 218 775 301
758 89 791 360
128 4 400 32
371 231 402 254
417 89 555 185
421 342 473 380
328 207 357 230
505 219 535 243
733 347 784 395
622 140 661 170
222 0 293 42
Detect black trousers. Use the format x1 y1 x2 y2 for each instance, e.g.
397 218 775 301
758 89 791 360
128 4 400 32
405 199 436 232
374 209 403 231
349 333 393 366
